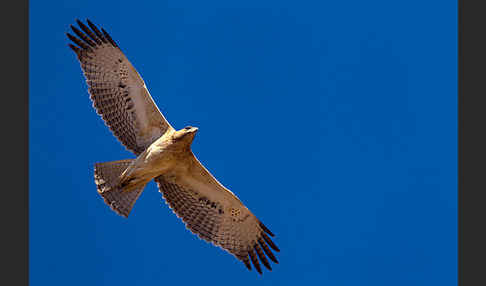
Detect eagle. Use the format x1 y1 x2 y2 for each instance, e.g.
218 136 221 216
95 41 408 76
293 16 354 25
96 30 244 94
67 19 279 274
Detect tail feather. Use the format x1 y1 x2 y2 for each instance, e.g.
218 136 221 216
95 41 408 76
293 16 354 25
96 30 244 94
94 159 145 218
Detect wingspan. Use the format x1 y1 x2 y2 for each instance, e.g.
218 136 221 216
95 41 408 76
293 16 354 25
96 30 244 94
155 153 279 274
67 19 173 155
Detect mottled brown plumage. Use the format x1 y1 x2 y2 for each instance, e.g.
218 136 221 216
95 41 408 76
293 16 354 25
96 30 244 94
68 19 279 274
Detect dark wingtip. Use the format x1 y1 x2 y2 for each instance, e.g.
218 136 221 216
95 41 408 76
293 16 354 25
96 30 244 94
101 27 118 47
243 258 252 271
75 19 102 45
86 19 107 43
248 250 262 275
258 238 279 264
254 244 272 271
261 232 280 252
66 32 91 51
68 43 80 53
259 221 275 237
70 24 95 47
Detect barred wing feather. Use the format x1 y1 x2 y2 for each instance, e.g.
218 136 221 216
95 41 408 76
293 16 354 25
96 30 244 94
155 154 279 274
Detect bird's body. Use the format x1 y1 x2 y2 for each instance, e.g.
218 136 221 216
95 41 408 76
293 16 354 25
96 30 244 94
68 19 279 274
117 127 197 193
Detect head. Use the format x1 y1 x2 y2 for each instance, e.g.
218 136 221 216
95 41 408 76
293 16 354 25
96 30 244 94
173 126 199 145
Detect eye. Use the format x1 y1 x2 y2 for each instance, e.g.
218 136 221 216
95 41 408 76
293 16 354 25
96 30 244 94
184 126 191 130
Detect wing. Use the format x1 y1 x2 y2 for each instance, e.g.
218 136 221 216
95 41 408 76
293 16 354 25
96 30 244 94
155 153 280 274
67 19 173 155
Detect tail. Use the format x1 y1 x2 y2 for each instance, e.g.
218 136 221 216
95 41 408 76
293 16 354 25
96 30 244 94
94 159 145 218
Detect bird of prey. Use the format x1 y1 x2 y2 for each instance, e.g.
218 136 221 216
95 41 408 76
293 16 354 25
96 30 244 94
67 19 279 274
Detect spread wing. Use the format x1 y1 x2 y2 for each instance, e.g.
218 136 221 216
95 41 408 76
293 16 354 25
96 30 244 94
67 19 173 155
155 153 280 274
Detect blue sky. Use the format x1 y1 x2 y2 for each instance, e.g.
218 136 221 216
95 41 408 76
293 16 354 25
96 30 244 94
30 1 457 285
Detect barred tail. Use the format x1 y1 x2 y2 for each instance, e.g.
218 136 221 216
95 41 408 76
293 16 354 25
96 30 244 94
94 159 145 218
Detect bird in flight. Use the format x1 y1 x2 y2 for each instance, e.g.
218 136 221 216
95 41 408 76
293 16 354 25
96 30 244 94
67 19 279 274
